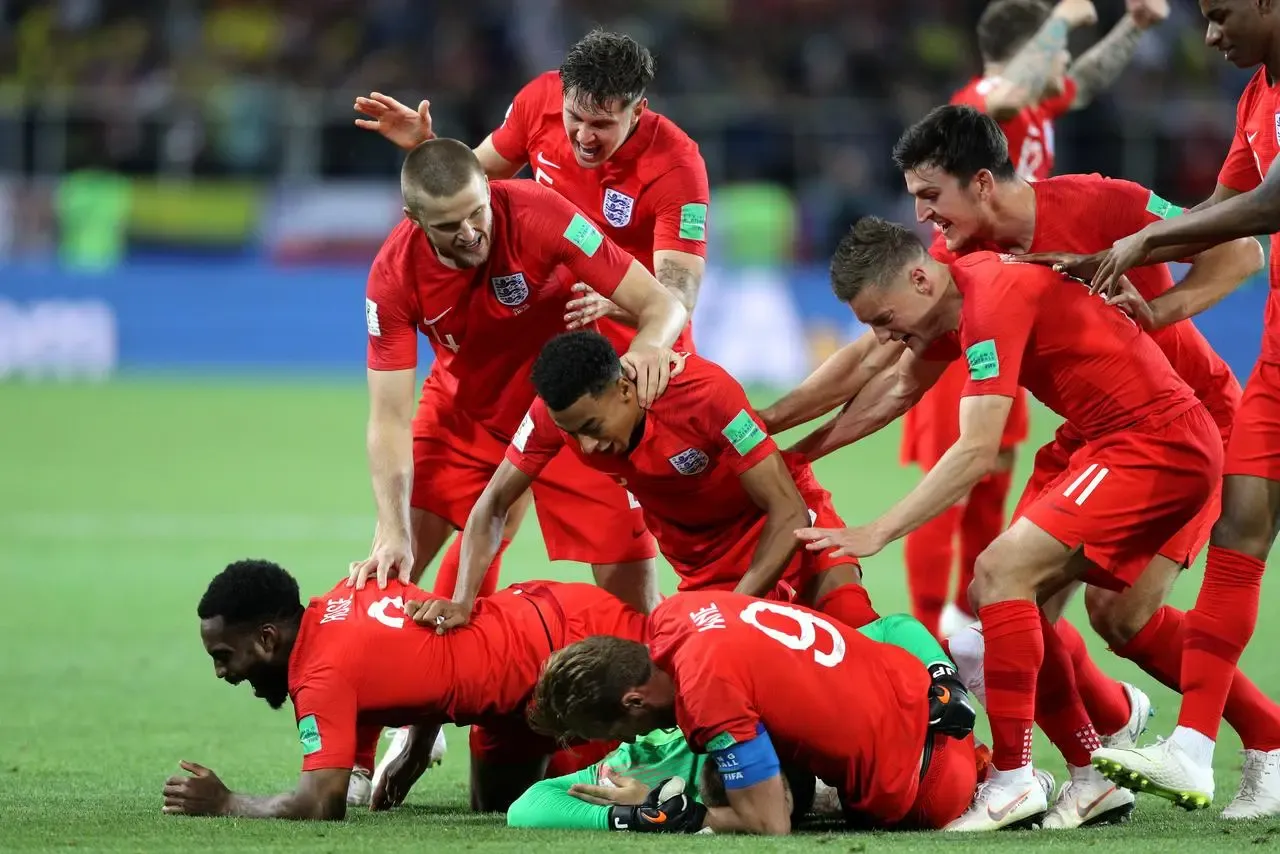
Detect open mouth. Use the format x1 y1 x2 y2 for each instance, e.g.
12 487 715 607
460 235 483 251
576 141 602 161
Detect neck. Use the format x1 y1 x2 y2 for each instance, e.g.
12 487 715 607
936 271 965 336
985 179 1038 254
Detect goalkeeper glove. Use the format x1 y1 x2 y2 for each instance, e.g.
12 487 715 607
928 662 977 739
608 776 707 833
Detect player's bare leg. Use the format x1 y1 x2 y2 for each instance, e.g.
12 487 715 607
406 508 455 584
471 756 549 812
591 558 660 614
802 563 880 629
1095 476 1280 817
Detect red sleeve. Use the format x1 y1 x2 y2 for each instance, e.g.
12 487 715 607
488 76 544 165
1039 76 1078 119
648 159 711 257
928 233 959 264
504 399 566 478
696 366 777 475
958 264 1038 400
1219 110 1262 193
671 644 760 753
292 668 358 772
1095 177 1187 233
527 191 636 298
365 256 420 371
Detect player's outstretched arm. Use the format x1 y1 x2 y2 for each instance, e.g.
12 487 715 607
507 765 614 830
352 92 524 178
1067 0 1167 109
353 367 418 589
1147 234 1265 328
705 775 790 835
981 0 1096 121
611 261 690 408
653 250 705 315
758 331 901 434
162 762 349 820
446 460 535 623
733 453 812 598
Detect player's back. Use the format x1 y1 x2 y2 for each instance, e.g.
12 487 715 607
952 253 1200 438
288 578 552 727
648 591 930 824
951 77 1075 181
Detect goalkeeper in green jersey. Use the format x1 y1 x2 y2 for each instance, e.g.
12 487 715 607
507 612 974 831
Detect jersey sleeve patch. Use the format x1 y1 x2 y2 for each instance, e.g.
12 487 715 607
706 731 737 752
298 714 322 756
721 409 767 455
965 339 999 381
679 203 708 240
1144 191 1184 220
365 298 381 336
512 411 535 452
563 213 603 257
709 725 780 790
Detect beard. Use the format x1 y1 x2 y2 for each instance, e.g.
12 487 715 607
247 666 290 710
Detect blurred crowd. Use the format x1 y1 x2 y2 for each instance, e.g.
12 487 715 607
0 0 1259 261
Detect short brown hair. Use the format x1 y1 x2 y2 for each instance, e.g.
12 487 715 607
400 138 484 208
528 636 652 740
977 0 1054 64
560 29 654 111
829 217 926 303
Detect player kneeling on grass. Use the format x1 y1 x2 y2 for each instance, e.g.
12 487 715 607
162 560 644 820
508 610 974 832
528 590 985 834
417 330 880 638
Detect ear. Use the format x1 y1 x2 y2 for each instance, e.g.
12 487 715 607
617 373 635 402
910 265 933 295
403 207 421 228
621 688 646 710
973 169 995 199
258 622 280 655
633 97 648 119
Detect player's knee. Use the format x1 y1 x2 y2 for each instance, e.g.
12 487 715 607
970 546 1020 607
1210 510 1275 559
1083 586 1131 647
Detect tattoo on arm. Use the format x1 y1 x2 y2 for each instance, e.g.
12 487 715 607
1068 16 1142 108
656 258 701 313
999 16 1071 102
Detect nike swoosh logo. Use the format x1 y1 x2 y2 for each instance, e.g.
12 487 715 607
423 307 452 325
536 152 561 169
1248 132 1258 144
986 790 1031 821
1077 785 1117 818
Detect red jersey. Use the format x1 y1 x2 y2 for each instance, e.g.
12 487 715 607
930 253 1201 439
931 173 1241 433
289 579 572 771
489 70 708 352
365 180 635 437
647 591 931 824
951 76 1077 181
505 356 811 582
1218 67 1280 364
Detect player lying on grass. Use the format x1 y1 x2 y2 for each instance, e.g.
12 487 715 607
794 218 1221 830
531 591 990 835
355 29 711 612
162 560 645 820
417 330 880 641
507 612 974 831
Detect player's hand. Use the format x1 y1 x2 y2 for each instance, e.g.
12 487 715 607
348 532 414 590
1052 0 1097 27
162 761 231 816
621 346 686 409
795 523 887 559
1103 275 1157 329
1127 0 1169 29
569 766 653 806
1092 232 1151 298
1017 250 1106 282
404 598 473 634
608 776 707 833
353 92 434 151
565 283 634 329
927 663 978 740
371 727 437 810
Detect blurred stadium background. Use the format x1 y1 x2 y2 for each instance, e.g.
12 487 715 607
4 1 1279 850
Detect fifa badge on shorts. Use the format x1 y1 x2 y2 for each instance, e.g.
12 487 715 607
1273 112 1280 145
602 188 635 228
491 272 529 307
668 447 710 475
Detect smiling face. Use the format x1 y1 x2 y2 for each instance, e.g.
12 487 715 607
546 377 644 456
846 262 953 352
404 172 493 269
1201 0 1275 68
200 615 292 709
903 164 999 252
561 91 646 167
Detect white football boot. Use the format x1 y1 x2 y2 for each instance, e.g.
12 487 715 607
1099 683 1154 751
371 726 449 801
1223 749 1280 820
1040 763 1135 828
1092 737 1214 810
947 623 987 708
940 603 979 639
812 780 843 816
944 767 1054 831
346 765 373 807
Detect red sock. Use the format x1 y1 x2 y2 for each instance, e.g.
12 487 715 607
1055 618 1131 736
354 730 378 772
816 582 879 629
1180 546 1267 740
1120 605 1280 751
1033 613 1102 767
958 470 1012 612
432 534 510 599
904 505 959 636
979 600 1043 770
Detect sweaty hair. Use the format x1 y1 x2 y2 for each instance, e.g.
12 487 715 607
198 559 305 627
528 636 652 740
893 104 1016 185
829 217 926 304
559 29 655 111
531 331 623 412
400 138 485 208
977 0 1054 64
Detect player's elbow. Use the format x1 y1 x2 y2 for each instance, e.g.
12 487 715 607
1230 236 1266 278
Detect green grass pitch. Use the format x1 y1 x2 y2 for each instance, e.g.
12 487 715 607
3 379 1280 852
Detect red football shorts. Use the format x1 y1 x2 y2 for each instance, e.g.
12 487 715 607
521 579 649 647
1017 405 1221 590
670 481 860 594
411 381 509 529
529 449 658 565
1224 360 1280 481
897 734 979 830
901 360 1029 468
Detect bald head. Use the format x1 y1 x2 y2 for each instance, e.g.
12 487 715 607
401 138 486 214
400 139 494 269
